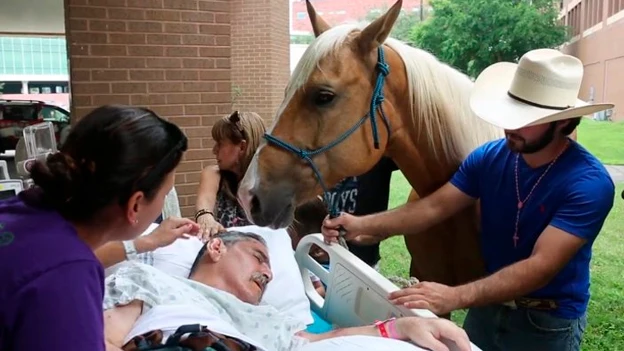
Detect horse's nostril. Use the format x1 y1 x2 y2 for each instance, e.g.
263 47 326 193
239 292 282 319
250 194 261 215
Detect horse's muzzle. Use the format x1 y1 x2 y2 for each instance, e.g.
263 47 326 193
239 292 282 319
239 182 295 229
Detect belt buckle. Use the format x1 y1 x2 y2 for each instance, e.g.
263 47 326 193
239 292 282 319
502 300 517 309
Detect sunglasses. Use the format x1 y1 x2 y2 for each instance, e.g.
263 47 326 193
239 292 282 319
228 111 247 140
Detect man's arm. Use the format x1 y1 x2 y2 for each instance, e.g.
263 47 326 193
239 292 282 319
298 316 470 351
360 144 487 237
104 300 143 350
362 182 476 237
455 174 615 308
299 322 382 342
455 225 586 307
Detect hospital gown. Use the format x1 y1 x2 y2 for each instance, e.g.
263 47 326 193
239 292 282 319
103 261 309 351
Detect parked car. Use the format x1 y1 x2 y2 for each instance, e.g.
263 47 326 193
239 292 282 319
0 99 71 154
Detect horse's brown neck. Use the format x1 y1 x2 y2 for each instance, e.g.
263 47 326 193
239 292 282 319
381 48 461 195
386 126 460 196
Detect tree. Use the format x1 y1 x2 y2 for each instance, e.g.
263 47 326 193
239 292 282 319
364 6 422 43
410 0 570 78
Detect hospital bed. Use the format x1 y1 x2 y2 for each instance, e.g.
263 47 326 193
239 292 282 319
14 122 481 350
295 233 483 351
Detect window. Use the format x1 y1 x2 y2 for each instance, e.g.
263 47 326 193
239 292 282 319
0 36 68 76
567 3 582 36
0 81 22 94
296 12 306 19
609 0 624 16
40 106 70 123
584 0 603 28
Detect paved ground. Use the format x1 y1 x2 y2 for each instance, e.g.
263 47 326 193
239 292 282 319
605 165 624 183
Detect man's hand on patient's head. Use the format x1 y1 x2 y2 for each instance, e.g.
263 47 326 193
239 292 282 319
139 217 201 251
395 316 471 351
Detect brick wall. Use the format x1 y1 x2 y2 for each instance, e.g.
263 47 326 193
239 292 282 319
65 0 290 217
230 0 291 122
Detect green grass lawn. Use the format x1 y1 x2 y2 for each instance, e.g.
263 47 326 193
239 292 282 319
577 119 624 165
378 120 624 349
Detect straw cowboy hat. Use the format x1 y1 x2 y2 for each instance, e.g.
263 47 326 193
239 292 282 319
469 48 614 130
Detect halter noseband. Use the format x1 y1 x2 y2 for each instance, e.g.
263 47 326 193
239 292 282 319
264 46 392 219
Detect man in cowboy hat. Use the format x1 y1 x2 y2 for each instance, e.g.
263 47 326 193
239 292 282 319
321 48 616 351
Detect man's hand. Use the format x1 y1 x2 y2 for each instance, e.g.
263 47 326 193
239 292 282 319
138 217 201 251
395 316 471 351
321 213 384 245
388 282 462 316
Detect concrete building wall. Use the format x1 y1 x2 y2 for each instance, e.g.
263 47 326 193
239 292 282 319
560 0 624 121
64 0 290 217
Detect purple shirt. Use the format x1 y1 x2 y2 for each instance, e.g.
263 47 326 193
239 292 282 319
0 195 105 351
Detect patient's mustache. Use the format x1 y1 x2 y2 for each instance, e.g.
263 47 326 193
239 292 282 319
251 272 270 290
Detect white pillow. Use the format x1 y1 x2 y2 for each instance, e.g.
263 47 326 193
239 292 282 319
150 224 313 326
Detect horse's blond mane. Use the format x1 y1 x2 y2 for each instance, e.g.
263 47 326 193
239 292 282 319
383 37 504 160
285 24 503 161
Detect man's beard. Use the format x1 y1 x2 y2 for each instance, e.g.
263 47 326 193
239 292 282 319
505 122 557 154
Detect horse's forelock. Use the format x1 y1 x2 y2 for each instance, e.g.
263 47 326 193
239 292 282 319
282 25 360 109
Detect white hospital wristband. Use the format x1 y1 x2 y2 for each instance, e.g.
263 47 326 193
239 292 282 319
122 240 138 261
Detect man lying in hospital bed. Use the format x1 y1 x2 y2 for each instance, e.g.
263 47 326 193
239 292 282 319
103 226 474 351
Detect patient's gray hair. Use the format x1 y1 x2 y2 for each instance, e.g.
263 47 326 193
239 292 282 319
189 230 267 277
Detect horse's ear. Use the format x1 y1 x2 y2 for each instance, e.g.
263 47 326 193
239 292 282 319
306 0 331 37
356 0 403 54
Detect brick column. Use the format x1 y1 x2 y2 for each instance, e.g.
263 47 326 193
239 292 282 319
65 0 232 216
230 0 291 121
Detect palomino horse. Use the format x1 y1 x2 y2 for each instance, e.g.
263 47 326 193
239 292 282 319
238 0 504 290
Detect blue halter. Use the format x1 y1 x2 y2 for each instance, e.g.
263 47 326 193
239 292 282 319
263 46 391 218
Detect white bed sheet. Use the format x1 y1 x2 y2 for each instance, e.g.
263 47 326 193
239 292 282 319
301 335 430 351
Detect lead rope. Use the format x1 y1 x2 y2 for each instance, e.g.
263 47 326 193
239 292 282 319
329 48 390 248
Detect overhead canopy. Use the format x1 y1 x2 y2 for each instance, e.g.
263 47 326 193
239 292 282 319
0 0 65 35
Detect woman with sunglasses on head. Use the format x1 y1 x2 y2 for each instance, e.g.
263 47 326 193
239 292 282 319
195 111 266 239
0 105 189 351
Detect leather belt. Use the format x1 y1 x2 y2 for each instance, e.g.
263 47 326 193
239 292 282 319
502 297 558 311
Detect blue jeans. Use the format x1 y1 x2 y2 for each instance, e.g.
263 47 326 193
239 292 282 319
463 305 586 351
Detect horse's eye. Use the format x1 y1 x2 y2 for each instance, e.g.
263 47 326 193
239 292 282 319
314 91 335 106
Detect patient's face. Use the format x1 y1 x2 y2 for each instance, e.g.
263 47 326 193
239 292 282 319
220 240 272 305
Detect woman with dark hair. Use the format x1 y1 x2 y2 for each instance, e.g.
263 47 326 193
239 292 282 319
0 105 192 351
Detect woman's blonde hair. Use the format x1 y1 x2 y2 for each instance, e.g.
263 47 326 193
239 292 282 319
211 111 266 200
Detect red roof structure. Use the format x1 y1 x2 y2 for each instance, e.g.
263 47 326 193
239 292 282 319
290 0 429 34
